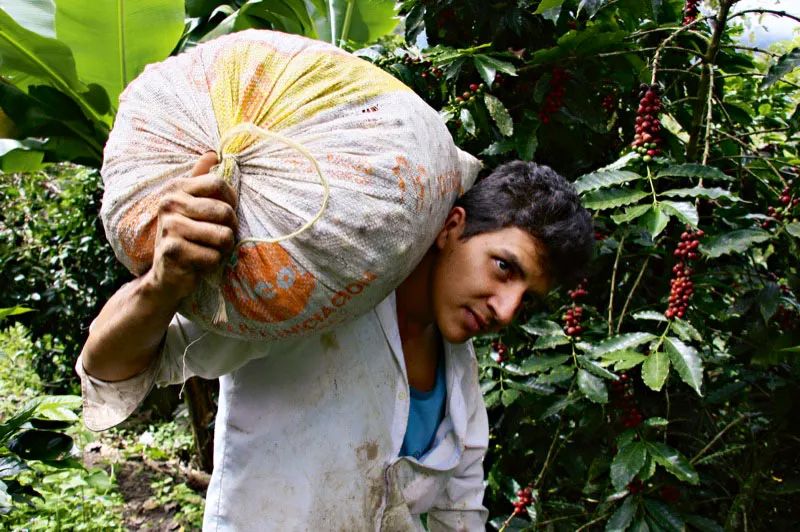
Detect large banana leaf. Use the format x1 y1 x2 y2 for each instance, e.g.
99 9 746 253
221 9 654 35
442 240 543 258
0 8 107 127
54 0 185 111
1 0 56 37
308 0 399 45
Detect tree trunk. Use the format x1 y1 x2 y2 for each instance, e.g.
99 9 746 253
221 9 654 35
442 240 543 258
183 376 217 473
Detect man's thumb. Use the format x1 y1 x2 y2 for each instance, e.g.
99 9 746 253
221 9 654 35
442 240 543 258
191 152 219 177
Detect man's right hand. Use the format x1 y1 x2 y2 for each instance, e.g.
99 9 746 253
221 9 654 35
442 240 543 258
147 152 239 302
81 152 238 382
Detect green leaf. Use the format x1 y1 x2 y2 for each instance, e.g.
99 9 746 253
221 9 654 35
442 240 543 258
656 164 731 181
629 518 651 532
7 430 73 461
664 337 703 395
522 317 565 337
483 94 513 136
505 378 556 395
703 229 771 258
632 311 668 322
612 204 651 224
761 47 800 90
578 355 618 380
519 354 570 374
535 0 566 14
403 3 425 44
684 515 725 532
0 404 37 444
501 389 522 407
786 223 800 238
590 333 657 357
659 200 698 227
473 55 496 86
484 389 502 409
540 395 579 419
460 108 476 136
582 188 648 210
642 350 670 391
578 369 608 403
1 0 55 38
0 306 34 323
574 170 644 194
644 417 669 428
236 0 320 38
53 0 184 110
536 365 575 384
84 469 113 492
0 455 30 478
644 499 685 531
605 496 637 532
660 187 740 202
759 282 781 323
645 442 699 485
670 319 702 342
533 335 571 350
640 206 671 238
515 119 539 161
611 442 648 491
305 0 399 46
600 350 648 371
33 395 81 422
788 105 800 136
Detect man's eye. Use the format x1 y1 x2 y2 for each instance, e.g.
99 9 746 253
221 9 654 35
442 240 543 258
496 259 511 275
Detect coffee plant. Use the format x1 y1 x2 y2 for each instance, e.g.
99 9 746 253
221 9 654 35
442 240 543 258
1 0 799 529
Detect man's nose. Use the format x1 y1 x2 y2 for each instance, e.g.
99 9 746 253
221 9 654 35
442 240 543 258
489 289 523 327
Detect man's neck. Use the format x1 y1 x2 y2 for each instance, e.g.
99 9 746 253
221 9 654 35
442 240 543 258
395 249 437 343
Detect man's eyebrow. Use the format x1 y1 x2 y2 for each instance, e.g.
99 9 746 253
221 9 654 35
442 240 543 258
502 249 549 300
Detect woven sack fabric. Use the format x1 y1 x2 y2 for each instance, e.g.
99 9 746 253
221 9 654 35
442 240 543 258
101 29 481 341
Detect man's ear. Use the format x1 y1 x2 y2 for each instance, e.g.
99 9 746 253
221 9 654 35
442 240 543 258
435 206 466 250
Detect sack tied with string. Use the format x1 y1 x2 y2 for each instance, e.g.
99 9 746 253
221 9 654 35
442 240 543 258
101 30 481 341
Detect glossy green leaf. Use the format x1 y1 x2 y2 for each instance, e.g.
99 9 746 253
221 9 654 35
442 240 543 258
7 430 73 461
582 188 648 210
501 389 522 407
702 229 771 258
574 170 643 194
473 55 497 86
533 334 571 350
33 395 81 422
611 442 647 491
629 518 651 532
645 441 699 484
519 354 570 374
659 200 698 227
632 311 667 322
307 0 399 46
235 0 319 37
644 499 685 531
0 455 30 478
505 378 556 395
642 350 669 391
759 282 781 323
644 417 668 428
590 333 657 357
0 306 34 322
578 369 608 403
578 356 618 380
484 390 502 409
656 164 731 181
535 0 566 14
522 317 565 337
612 204 651 224
605 496 636 532
670 319 702 342
660 186 741 202
600 350 648 371
483 94 513 136
1 0 55 38
640 205 670 238
664 337 703 395
54 0 184 109
536 365 575 384
761 47 800 90
684 515 725 532
786 223 800 238
460 108 476 136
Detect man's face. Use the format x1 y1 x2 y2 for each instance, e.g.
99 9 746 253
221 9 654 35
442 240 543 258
432 207 554 344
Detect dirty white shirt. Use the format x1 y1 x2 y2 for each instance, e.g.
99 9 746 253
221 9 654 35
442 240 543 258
76 292 489 531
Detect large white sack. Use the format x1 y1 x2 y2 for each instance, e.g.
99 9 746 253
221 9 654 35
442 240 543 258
101 30 481 341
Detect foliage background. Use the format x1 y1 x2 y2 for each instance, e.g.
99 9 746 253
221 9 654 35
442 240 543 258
1 0 799 530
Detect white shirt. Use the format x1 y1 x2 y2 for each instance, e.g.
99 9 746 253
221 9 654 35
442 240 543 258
77 292 489 531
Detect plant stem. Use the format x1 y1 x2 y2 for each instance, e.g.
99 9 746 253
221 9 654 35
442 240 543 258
686 0 735 162
691 413 747 465
616 257 651 333
339 0 355 46
650 16 707 85
608 233 626 335
534 417 565 489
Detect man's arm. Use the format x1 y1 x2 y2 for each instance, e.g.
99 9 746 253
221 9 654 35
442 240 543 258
81 152 238 382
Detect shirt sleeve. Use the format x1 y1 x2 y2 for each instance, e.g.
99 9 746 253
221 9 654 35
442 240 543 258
77 313 273 431
426 355 490 531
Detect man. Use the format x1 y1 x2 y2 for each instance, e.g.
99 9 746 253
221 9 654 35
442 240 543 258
77 153 593 530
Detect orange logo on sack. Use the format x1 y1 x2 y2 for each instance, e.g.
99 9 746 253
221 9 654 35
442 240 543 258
119 197 159 275
223 242 316 323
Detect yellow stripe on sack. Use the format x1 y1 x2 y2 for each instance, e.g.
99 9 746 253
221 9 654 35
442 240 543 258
209 40 411 160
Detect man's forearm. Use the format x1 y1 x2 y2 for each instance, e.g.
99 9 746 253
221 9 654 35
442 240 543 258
81 272 182 382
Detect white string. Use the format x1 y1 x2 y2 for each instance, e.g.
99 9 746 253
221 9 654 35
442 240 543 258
178 331 210 399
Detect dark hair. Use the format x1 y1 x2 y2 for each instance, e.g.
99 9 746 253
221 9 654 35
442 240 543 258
454 161 594 287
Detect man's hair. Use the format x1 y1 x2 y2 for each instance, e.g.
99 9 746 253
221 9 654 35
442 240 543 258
454 161 594 287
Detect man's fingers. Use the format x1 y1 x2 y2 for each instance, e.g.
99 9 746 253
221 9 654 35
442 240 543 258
159 192 238 230
173 174 239 210
160 214 236 254
191 152 219 178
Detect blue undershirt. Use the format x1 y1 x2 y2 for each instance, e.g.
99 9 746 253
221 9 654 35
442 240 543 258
401 354 447 460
